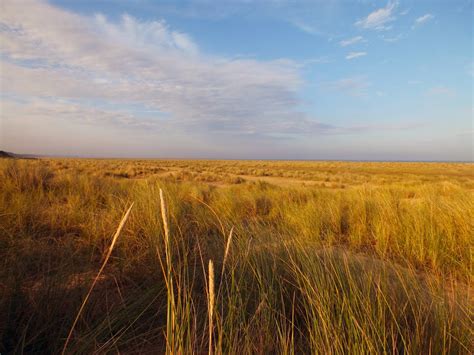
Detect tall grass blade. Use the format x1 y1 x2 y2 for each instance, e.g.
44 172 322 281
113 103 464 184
61 203 134 355
221 227 233 280
208 259 215 355
160 188 176 354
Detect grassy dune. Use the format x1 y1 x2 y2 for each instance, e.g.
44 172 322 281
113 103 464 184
0 159 472 353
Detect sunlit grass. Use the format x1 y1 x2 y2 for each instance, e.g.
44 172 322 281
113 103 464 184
0 158 472 353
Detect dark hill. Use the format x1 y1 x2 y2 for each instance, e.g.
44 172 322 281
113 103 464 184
0 150 15 158
0 151 38 159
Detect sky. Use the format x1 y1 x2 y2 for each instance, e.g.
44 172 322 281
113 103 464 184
0 0 472 161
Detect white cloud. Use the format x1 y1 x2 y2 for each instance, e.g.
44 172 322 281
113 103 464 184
355 1 398 30
2 97 160 130
292 20 318 35
346 52 367 60
93 13 199 54
290 19 332 38
0 0 336 139
339 36 365 47
414 13 434 26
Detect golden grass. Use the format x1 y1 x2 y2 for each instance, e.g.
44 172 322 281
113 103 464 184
208 259 215 355
0 158 472 353
39 157 474 188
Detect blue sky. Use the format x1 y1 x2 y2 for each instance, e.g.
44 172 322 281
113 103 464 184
1 0 472 160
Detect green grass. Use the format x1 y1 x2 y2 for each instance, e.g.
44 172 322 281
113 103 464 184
0 159 472 353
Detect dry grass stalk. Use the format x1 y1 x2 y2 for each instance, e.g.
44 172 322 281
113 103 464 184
221 227 234 280
160 188 175 354
61 203 134 355
160 189 170 250
208 259 215 355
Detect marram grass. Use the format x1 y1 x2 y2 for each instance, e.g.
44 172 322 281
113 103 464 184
0 159 472 353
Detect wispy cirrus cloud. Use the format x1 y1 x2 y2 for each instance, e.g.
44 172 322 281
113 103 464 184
289 19 335 38
339 36 365 47
346 52 367 60
355 1 398 30
413 13 434 28
0 0 338 140
415 14 434 25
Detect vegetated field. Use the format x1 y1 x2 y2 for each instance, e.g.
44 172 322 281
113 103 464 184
0 158 472 354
